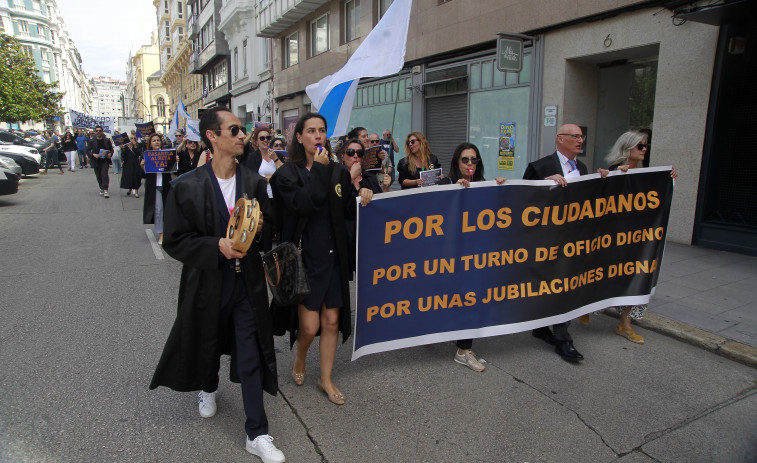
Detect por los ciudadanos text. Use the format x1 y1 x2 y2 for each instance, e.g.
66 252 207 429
352 167 674 359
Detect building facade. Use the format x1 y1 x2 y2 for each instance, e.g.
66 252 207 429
1 0 92 131
188 0 231 111
128 31 164 131
257 0 756 255
219 0 275 129
91 76 126 127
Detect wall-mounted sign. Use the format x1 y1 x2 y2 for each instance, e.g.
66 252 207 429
496 36 523 72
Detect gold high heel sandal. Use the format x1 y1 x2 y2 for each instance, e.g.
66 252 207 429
616 324 644 344
291 369 305 386
318 378 345 405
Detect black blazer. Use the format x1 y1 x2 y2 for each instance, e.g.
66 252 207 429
522 152 587 180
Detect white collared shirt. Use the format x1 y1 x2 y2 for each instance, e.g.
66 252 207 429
556 150 581 178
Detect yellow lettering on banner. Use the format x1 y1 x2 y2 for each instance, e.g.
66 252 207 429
417 292 477 311
384 215 444 244
366 300 412 322
608 259 658 278
461 208 512 233
616 227 665 246
535 246 559 262
372 262 417 285
424 258 455 275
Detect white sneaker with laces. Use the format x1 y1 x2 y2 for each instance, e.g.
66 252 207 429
246 434 285 463
454 350 486 372
198 391 216 418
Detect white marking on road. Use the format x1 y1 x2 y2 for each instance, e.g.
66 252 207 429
146 229 164 260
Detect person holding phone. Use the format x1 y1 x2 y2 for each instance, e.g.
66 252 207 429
86 125 113 197
270 113 372 406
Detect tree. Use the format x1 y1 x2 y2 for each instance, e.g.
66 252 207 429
0 34 63 123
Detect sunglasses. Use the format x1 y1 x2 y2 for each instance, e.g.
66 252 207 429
369 139 380 144
213 125 246 137
345 149 364 157
636 143 649 150
407 139 418 146
258 135 272 141
461 157 480 164
272 143 284 147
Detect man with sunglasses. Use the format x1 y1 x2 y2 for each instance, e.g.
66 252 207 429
86 125 114 198
150 107 285 463
522 123 589 363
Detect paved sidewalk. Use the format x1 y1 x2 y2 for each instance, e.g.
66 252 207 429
644 241 757 366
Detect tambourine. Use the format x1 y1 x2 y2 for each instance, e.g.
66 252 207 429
227 197 261 253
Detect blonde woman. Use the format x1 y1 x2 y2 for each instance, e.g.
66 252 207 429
602 130 678 344
397 132 442 189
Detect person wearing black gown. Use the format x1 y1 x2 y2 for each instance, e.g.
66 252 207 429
120 136 143 197
270 113 372 406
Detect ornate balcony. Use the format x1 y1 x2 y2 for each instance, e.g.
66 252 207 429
256 0 330 38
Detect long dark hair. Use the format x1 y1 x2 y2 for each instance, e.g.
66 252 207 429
449 142 485 183
287 112 327 168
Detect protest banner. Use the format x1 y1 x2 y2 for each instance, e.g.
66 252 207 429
135 121 156 140
353 168 674 360
143 150 177 174
112 133 129 146
69 109 115 134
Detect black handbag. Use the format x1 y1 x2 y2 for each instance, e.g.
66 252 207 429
262 241 310 306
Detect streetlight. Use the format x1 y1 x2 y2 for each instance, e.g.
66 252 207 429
120 96 152 120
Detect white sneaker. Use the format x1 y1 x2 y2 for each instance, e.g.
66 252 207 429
103 190 109 198
246 434 285 463
198 391 216 418
454 350 486 372
99 189 104 196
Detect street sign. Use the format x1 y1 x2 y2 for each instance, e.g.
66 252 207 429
496 36 523 72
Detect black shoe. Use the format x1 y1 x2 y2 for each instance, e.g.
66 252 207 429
532 327 556 346
555 341 584 363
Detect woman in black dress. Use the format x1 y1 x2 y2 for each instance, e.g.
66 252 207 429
140 133 175 245
397 131 443 189
61 132 78 172
175 138 202 176
270 113 372 405
120 136 143 197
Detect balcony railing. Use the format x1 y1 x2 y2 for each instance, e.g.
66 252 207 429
257 0 329 38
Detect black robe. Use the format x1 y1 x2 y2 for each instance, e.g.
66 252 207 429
149 162 278 395
269 161 356 347
120 145 143 190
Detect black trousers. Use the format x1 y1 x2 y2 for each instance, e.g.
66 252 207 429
93 158 109 190
534 321 572 342
220 272 268 440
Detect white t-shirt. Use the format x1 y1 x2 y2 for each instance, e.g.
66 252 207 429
258 159 276 198
217 175 236 215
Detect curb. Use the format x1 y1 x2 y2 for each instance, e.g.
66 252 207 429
636 312 757 369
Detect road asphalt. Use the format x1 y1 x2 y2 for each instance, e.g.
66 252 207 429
0 170 755 462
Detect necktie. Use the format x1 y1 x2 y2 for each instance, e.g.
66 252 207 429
568 159 577 173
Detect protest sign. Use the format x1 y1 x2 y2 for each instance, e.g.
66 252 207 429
69 109 115 134
135 122 156 140
186 119 201 142
143 150 177 174
112 133 129 146
353 168 674 360
360 145 382 171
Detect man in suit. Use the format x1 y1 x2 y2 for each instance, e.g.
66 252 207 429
523 123 605 363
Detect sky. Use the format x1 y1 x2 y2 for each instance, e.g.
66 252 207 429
57 0 157 81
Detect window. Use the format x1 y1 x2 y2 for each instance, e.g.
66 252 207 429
285 32 298 67
310 14 329 57
344 0 359 42
243 39 248 75
164 0 169 13
166 48 171 60
157 97 166 117
262 38 270 70
178 26 184 40
165 20 170 40
233 47 238 80
177 1 183 18
379 0 393 18
18 20 29 36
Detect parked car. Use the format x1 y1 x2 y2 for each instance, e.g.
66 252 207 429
0 167 20 196
0 149 40 175
0 129 49 152
0 155 23 176
0 141 41 163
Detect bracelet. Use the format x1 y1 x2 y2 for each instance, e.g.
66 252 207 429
271 157 279 163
